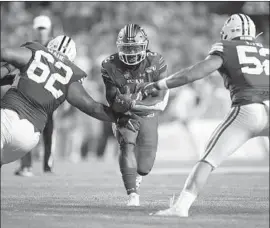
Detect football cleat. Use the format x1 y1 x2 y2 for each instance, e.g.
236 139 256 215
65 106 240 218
150 207 189 217
220 14 256 41
116 24 149 65
14 167 34 177
150 194 188 217
127 192 140 207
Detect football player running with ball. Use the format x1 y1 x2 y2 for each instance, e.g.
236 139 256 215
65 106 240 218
1 35 115 166
142 14 269 216
101 24 169 206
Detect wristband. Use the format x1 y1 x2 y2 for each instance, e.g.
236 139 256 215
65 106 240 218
157 78 168 90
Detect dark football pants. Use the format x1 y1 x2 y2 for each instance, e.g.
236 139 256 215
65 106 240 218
116 115 159 175
20 115 54 171
135 116 159 175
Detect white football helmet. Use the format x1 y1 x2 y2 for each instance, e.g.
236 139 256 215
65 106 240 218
47 35 76 62
220 14 256 41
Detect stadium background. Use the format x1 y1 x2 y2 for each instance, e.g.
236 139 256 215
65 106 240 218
1 1 269 162
1 2 269 228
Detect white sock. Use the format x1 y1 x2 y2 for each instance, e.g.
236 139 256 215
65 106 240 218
174 190 197 211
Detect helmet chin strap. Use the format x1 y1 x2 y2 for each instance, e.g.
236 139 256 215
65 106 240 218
255 32 263 39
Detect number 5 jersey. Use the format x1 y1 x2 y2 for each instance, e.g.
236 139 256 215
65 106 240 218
209 39 269 106
1 42 87 132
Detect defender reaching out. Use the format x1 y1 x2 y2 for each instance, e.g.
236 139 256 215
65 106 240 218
142 14 269 217
1 35 115 165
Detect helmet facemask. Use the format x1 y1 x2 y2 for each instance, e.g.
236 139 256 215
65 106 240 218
116 24 149 66
117 41 148 65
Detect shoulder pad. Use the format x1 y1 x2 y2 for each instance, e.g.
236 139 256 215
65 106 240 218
67 59 87 79
146 51 160 59
146 51 166 66
101 54 118 82
146 51 163 64
102 53 118 66
208 42 224 55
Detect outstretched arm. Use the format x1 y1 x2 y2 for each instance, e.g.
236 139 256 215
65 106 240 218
165 55 223 89
143 55 223 94
1 47 32 69
1 47 31 85
66 81 116 122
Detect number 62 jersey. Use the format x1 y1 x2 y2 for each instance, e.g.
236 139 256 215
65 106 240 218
209 39 269 106
1 42 87 132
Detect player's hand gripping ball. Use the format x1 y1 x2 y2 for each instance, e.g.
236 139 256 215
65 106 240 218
112 88 135 113
136 82 159 98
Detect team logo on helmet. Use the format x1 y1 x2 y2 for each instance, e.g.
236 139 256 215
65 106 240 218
117 28 125 41
220 14 256 41
47 35 77 62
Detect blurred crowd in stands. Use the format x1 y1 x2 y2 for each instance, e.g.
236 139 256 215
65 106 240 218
1 2 269 162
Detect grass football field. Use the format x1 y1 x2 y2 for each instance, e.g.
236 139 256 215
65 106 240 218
1 158 269 228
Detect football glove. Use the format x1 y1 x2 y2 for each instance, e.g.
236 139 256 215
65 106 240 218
112 88 135 113
138 82 160 98
0 74 16 86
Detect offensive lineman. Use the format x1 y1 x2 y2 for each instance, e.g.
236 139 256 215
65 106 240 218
142 14 269 216
101 24 169 206
1 35 115 165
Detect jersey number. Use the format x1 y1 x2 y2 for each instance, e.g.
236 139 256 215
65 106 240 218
27 50 73 99
236 45 269 76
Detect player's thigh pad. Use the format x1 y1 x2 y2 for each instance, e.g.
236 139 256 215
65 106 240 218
112 123 138 145
201 104 268 168
136 116 159 174
1 109 40 164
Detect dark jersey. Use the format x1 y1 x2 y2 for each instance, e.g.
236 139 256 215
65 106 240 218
101 51 167 105
209 39 269 106
1 42 87 131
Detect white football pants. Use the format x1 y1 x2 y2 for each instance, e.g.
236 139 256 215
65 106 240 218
201 101 269 168
1 109 40 165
